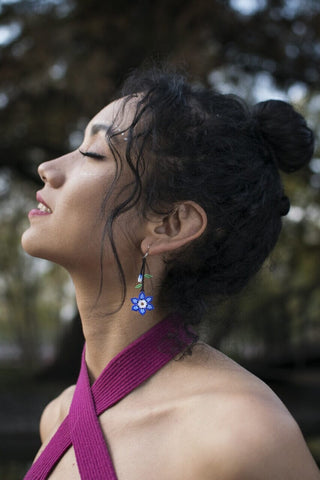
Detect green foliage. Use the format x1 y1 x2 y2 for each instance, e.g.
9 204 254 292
0 178 73 368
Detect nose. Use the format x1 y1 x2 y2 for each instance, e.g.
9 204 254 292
38 158 65 188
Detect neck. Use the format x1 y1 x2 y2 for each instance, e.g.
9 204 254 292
71 271 167 382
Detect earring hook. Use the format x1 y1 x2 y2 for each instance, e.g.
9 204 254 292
143 244 151 259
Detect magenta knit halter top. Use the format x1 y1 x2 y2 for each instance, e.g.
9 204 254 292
24 314 195 480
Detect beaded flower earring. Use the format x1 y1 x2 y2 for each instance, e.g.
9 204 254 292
131 248 154 315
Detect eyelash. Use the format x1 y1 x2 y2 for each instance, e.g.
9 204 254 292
79 149 105 160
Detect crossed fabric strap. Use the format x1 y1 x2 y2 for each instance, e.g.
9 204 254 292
24 314 195 480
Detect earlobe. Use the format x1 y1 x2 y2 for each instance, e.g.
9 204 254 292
141 201 207 256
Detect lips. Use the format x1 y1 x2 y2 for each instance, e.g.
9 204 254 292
36 192 52 213
28 192 53 217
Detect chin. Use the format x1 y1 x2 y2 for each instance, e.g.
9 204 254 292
21 227 56 262
21 228 94 273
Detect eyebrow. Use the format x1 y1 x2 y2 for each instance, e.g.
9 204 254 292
90 123 111 136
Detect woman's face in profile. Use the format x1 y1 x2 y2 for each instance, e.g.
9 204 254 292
21 98 140 273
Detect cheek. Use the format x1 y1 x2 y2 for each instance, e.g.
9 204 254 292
65 168 109 207
59 183 106 248
60 168 114 232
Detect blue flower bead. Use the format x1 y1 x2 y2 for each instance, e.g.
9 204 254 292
131 291 154 315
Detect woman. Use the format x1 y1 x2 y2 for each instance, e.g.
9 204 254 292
22 68 319 479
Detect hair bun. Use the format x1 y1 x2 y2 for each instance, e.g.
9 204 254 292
252 100 314 173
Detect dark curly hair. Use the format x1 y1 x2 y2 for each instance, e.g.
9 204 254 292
99 67 314 326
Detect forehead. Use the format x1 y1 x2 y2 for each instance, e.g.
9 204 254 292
86 96 138 134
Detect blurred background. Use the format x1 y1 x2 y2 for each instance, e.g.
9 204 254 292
0 0 319 477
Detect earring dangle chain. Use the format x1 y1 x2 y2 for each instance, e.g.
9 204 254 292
130 247 154 315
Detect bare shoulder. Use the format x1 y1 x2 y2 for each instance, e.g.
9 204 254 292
176 343 320 479
199 402 320 480
39 385 76 444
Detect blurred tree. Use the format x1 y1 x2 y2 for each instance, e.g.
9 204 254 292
0 208 40 367
1 0 320 180
0 179 74 369
0 0 319 377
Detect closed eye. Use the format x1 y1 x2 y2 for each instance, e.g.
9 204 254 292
79 149 105 160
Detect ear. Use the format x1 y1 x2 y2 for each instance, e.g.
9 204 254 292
141 201 207 256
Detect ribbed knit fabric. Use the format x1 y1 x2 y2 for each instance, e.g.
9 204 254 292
24 313 195 480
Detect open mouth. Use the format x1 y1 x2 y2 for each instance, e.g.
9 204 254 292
28 193 53 217
37 202 52 214
35 192 53 213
